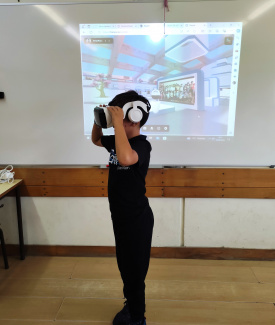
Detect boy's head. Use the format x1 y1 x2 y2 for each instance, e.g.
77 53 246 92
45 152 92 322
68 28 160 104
108 90 151 128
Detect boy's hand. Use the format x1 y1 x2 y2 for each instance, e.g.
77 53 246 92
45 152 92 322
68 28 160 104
107 106 124 127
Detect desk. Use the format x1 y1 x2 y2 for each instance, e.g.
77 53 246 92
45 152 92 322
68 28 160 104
0 179 25 260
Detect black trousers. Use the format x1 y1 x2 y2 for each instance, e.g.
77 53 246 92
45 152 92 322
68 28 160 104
111 205 154 321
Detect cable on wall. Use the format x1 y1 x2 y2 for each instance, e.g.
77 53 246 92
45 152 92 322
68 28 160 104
164 0 169 34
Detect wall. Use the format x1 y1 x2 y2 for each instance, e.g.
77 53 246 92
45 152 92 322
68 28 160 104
1 1 275 166
0 197 183 247
185 198 275 249
1 166 275 250
1 0 275 252
2 196 275 249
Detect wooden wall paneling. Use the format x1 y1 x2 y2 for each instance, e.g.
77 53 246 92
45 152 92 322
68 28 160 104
14 167 109 186
146 187 164 197
163 168 225 187
14 167 163 186
4 167 275 198
163 168 275 187
11 167 49 185
221 187 275 199
164 187 275 199
163 187 225 198
20 186 108 197
220 169 275 187
146 169 164 186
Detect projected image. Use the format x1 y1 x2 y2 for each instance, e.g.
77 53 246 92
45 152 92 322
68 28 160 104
80 23 242 141
159 76 196 104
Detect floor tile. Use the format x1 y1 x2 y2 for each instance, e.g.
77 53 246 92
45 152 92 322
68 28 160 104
0 277 123 298
147 264 258 283
56 297 122 322
71 257 117 264
146 280 275 303
252 266 275 283
54 322 110 325
0 297 63 320
0 256 77 279
56 297 275 324
1 256 275 324
2 276 275 304
146 300 275 324
0 319 110 325
0 321 54 325
0 257 21 275
72 260 121 279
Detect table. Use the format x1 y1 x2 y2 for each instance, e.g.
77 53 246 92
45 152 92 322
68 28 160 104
0 179 25 260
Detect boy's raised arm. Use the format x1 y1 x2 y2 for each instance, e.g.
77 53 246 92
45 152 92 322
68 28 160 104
91 123 103 147
108 106 138 166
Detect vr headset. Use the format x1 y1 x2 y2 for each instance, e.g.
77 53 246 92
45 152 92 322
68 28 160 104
94 100 150 129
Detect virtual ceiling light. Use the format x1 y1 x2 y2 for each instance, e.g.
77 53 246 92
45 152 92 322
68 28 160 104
165 36 208 63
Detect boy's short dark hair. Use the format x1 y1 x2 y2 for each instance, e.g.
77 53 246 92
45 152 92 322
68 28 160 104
108 90 151 127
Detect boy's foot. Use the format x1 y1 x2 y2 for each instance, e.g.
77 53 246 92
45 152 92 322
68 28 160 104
113 300 131 325
112 300 146 325
128 317 146 325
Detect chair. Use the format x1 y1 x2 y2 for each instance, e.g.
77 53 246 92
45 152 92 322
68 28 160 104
0 228 9 269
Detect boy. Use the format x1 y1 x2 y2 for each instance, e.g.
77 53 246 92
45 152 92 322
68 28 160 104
92 90 154 325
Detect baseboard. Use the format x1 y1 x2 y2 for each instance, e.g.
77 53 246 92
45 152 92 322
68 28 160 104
3 245 275 261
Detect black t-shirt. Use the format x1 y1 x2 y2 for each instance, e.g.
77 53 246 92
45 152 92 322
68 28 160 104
101 135 151 218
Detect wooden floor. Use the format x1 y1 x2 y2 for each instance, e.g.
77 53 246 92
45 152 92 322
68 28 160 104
0 256 275 324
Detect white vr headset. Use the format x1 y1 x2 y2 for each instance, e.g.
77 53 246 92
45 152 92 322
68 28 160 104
0 165 15 184
94 100 149 129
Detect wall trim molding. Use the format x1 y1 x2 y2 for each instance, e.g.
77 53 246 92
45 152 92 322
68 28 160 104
4 245 275 261
3 166 275 199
